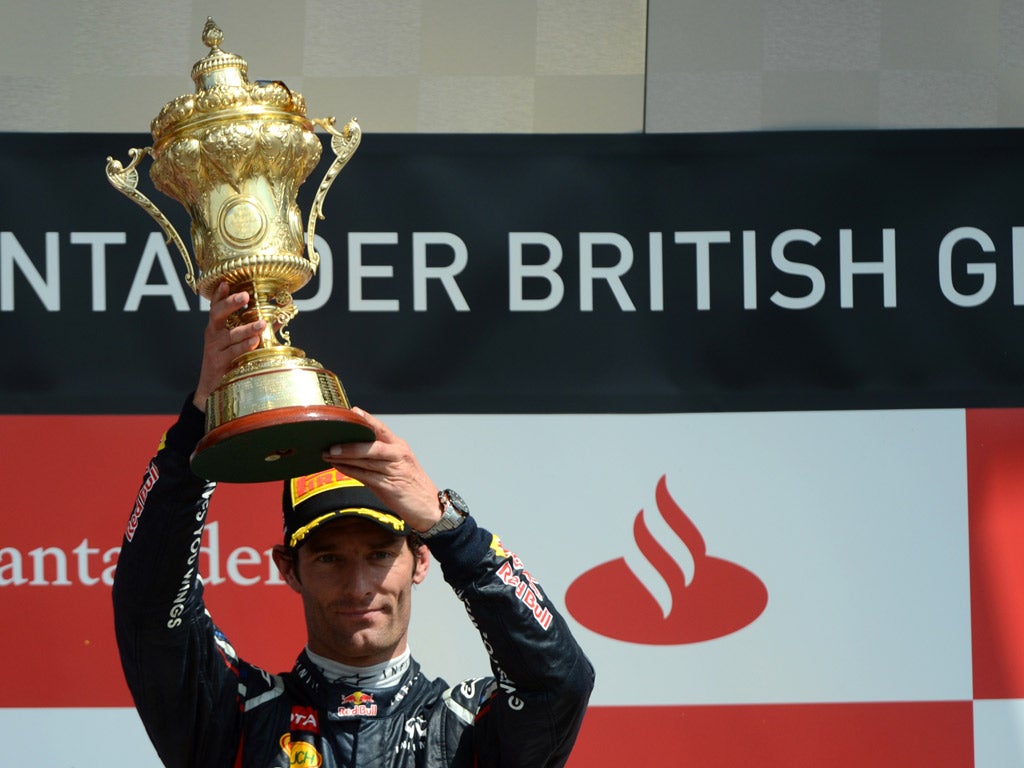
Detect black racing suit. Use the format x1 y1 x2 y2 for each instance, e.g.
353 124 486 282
113 400 594 767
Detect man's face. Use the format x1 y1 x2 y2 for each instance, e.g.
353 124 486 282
274 516 429 666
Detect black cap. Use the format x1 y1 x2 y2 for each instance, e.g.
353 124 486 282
282 468 408 548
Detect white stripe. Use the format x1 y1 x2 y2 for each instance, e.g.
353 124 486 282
244 675 286 712
442 687 476 725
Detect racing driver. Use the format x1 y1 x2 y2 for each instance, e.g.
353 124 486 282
113 283 595 767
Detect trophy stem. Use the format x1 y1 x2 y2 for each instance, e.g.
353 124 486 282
230 279 300 349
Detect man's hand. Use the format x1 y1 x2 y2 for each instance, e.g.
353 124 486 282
193 282 266 412
321 409 443 534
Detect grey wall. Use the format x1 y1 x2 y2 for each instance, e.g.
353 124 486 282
3 0 1022 134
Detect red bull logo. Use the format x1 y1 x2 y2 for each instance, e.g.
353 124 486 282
337 690 378 717
125 462 159 542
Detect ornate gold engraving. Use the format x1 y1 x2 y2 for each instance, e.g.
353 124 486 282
105 18 371 483
105 17 358 348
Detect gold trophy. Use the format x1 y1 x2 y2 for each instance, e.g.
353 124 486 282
106 18 374 483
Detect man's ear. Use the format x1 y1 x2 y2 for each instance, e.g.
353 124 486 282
272 545 302 593
412 543 430 585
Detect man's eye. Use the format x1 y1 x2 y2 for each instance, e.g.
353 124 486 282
315 554 337 563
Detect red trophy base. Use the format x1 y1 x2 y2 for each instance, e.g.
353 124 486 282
190 405 375 483
189 345 374 483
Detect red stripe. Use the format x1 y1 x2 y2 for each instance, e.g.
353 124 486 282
966 408 1024 699
566 701 974 767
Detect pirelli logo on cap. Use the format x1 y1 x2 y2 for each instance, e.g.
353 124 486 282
291 468 361 507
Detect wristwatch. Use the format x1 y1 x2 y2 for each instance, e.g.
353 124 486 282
421 489 469 538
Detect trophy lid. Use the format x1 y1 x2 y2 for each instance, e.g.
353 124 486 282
191 18 248 90
150 18 309 146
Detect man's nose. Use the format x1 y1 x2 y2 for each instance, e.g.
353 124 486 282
337 561 376 598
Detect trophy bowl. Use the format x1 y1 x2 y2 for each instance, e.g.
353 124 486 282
106 18 374 483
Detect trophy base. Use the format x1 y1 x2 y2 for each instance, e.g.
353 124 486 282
190 404 375 483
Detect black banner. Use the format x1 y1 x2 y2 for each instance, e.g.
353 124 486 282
3 130 1024 414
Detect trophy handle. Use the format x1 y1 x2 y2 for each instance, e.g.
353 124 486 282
307 117 362 272
105 147 197 293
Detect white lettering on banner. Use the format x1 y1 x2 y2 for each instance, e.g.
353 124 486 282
652 230 759 311
123 232 191 311
1 231 59 310
771 229 826 309
1015 227 1024 306
939 226 997 307
518 228 900 312
0 225 1020 312
0 522 285 589
347 231 472 311
580 232 636 311
0 541 119 587
200 522 285 586
68 232 126 312
673 231 732 311
412 232 470 311
294 236 333 312
840 228 897 309
348 231 399 311
509 232 564 311
743 230 758 309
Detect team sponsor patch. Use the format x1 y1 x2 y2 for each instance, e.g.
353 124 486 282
495 553 553 630
125 461 159 542
290 705 319 734
336 691 378 717
279 734 322 767
398 714 428 753
488 534 510 560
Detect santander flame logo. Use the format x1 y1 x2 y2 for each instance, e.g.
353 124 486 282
566 475 768 644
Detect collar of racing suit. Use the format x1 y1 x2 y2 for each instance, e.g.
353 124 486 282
305 646 411 690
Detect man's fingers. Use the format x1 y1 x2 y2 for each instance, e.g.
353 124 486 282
351 407 394 441
209 290 249 329
225 321 264 357
205 282 264 354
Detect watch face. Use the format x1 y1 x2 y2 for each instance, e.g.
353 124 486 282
445 489 469 516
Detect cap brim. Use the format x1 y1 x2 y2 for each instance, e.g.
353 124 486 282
288 507 408 548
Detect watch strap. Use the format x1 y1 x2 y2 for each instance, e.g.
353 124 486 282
421 489 469 538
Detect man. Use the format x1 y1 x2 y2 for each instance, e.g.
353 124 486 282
113 283 594 767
